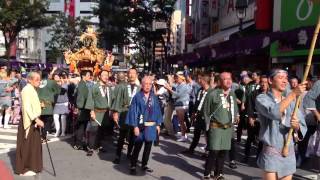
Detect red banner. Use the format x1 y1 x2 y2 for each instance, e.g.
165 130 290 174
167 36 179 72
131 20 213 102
64 0 75 18
255 0 272 30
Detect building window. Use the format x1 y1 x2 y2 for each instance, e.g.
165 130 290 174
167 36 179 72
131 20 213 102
45 11 61 14
80 11 93 14
80 0 96 2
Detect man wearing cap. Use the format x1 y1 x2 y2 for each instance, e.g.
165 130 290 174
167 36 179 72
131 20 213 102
155 79 173 135
84 69 113 156
203 72 239 180
112 68 140 164
256 69 307 180
164 71 192 142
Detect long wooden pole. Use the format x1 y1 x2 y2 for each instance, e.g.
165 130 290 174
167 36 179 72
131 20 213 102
282 16 320 157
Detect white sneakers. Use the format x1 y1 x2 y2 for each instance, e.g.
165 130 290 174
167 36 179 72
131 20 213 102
2 125 10 129
20 170 37 176
177 134 189 142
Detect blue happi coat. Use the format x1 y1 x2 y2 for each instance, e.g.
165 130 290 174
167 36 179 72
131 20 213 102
125 91 163 142
255 91 307 178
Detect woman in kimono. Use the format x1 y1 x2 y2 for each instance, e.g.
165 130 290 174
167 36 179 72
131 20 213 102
255 69 307 180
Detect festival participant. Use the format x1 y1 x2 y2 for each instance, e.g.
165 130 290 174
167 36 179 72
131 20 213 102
112 68 140 164
243 75 269 163
73 70 93 150
256 69 307 180
38 68 61 141
126 76 162 175
85 69 113 156
203 72 239 180
182 72 213 155
164 71 192 142
53 73 70 137
15 72 43 176
0 68 16 129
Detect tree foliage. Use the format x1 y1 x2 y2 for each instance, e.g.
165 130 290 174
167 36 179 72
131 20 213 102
96 0 176 49
0 0 53 58
45 13 91 60
95 0 176 70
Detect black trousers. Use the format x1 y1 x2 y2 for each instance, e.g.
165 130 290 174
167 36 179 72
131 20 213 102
87 124 104 150
131 141 153 167
204 150 227 176
244 122 261 158
74 120 88 147
298 125 317 161
116 125 134 158
40 115 53 139
237 112 247 142
74 109 90 147
229 138 236 161
189 118 207 151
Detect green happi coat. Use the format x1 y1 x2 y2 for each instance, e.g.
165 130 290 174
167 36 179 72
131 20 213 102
76 80 91 122
38 79 61 115
76 80 89 109
85 82 113 126
111 82 140 126
203 88 239 150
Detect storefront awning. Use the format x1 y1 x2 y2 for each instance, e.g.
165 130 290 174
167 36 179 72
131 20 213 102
194 22 255 49
167 25 320 65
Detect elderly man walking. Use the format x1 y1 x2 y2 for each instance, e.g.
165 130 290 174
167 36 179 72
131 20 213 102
15 72 44 176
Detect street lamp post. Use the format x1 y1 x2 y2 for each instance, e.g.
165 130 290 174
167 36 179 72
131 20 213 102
235 0 248 31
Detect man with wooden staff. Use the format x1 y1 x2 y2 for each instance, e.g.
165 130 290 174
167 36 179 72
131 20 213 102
85 69 113 156
255 69 307 180
203 71 239 180
112 68 140 164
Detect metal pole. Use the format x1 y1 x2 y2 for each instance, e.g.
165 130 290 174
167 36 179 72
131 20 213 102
239 18 243 31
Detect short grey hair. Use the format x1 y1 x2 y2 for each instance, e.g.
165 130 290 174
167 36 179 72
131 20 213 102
27 71 40 81
141 75 152 85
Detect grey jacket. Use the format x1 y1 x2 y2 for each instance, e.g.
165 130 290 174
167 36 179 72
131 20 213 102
172 82 192 107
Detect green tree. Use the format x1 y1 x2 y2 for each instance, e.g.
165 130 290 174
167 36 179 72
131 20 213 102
45 13 91 61
0 0 53 58
95 0 132 50
95 0 176 70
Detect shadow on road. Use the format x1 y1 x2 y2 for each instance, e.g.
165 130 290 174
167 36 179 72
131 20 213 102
7 150 16 173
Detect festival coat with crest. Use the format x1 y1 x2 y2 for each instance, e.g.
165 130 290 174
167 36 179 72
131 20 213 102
125 91 163 142
111 82 140 126
85 83 113 126
203 88 238 150
37 79 61 115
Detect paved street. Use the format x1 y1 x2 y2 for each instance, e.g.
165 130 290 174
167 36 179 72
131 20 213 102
0 131 319 180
